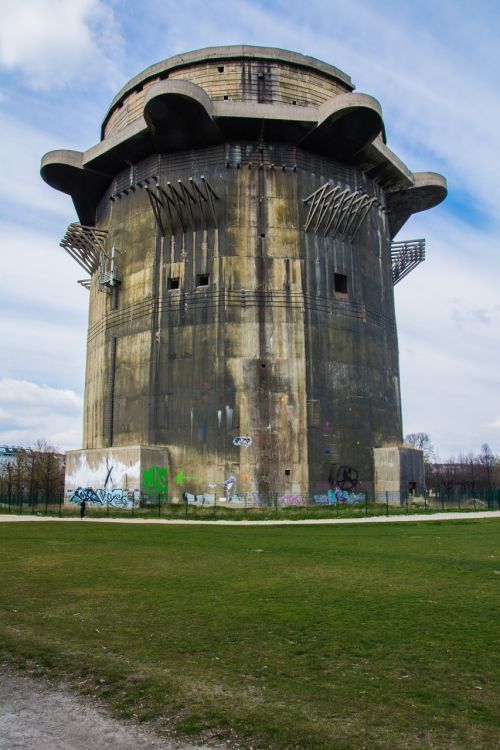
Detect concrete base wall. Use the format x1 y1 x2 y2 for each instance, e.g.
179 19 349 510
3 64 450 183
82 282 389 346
64 446 169 507
373 447 425 505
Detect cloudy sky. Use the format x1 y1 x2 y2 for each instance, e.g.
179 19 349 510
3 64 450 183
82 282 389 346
0 0 498 460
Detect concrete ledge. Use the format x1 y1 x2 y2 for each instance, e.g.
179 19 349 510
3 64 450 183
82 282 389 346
386 172 448 237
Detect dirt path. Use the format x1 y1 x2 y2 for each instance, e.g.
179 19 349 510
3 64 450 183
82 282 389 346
0 670 225 750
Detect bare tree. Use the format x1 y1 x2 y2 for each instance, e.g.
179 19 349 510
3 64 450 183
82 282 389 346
404 432 435 463
478 443 496 490
0 441 65 503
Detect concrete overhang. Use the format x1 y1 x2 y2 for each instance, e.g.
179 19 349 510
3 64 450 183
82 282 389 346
386 172 448 238
41 149 112 225
354 137 414 192
299 92 383 160
41 89 445 231
144 80 223 151
213 100 317 141
85 92 384 175
83 117 150 173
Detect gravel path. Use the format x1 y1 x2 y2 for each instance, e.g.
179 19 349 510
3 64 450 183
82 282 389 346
0 671 224 750
1 511 499 525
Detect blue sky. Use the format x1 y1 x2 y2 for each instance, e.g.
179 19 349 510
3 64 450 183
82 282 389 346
0 0 499 459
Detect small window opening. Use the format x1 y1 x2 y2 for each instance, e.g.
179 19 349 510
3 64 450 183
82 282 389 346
260 233 266 238
197 273 209 287
168 277 180 291
218 66 224 73
261 363 266 368
334 273 348 296
223 95 229 100
284 469 291 476
292 100 297 105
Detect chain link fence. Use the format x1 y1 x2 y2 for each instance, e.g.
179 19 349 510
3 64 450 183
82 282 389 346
1 488 499 521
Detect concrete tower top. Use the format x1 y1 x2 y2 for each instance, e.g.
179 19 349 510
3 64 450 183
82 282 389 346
103 45 354 137
41 45 447 233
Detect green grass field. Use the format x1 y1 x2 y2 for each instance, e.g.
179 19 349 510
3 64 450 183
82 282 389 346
1 519 499 749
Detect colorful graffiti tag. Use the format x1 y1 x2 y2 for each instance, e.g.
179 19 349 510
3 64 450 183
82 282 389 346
313 488 365 505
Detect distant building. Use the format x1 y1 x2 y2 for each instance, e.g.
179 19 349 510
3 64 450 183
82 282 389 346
0 446 17 469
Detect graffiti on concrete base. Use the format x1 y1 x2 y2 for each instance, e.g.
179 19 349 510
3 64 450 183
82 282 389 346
233 436 252 447
282 495 305 506
313 488 365 505
183 492 216 506
224 475 237 492
143 466 168 494
69 487 136 509
336 465 359 491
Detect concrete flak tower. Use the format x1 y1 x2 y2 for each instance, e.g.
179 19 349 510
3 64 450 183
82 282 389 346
42 46 446 506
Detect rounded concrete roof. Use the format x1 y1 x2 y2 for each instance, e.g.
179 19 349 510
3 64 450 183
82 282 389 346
103 45 354 133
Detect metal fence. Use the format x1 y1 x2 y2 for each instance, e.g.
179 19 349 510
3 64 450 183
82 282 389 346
1 488 499 521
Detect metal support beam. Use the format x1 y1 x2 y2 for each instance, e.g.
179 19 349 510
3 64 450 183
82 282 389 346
391 238 426 284
60 223 108 275
142 176 220 235
303 183 377 240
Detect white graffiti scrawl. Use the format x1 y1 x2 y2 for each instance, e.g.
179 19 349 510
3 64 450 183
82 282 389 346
232 436 252 447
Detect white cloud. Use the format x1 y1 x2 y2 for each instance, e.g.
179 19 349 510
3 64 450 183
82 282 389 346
0 223 88 392
0 112 76 218
0 0 123 90
395 209 500 458
0 222 89 312
0 378 83 450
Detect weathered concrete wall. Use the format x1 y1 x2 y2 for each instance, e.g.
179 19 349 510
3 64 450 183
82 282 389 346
373 447 425 504
82 142 401 498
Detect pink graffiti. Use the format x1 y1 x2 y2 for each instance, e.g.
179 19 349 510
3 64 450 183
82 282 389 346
282 495 304 506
